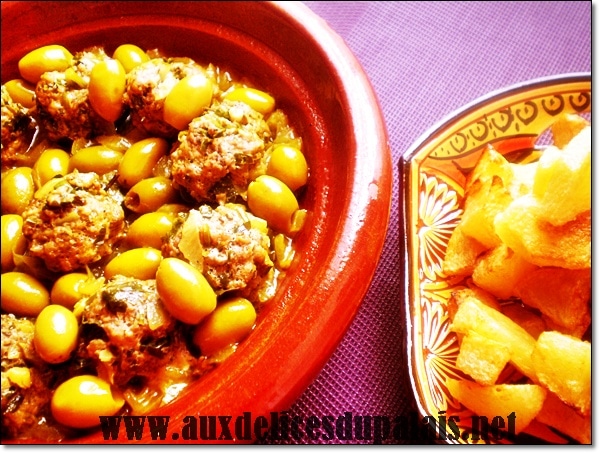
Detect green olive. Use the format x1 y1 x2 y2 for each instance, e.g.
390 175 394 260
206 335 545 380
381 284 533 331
104 247 163 280
1 214 26 272
247 174 299 233
50 272 89 309
51 375 124 429
156 203 190 215
126 211 175 249
267 144 308 191
32 148 70 188
18 45 73 84
192 297 256 357
223 87 275 115
1 167 35 215
1 272 50 317
4 78 36 108
124 176 179 214
156 257 217 324
69 145 123 174
34 304 79 364
117 137 169 189
112 44 150 73
88 59 126 122
164 73 213 130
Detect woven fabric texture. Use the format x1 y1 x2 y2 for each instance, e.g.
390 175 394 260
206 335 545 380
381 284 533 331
260 1 592 445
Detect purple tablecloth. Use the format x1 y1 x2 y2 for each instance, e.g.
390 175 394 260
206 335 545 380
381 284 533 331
272 1 591 445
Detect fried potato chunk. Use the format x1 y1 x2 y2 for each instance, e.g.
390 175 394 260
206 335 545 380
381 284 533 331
532 126 591 226
456 146 515 249
550 113 590 150
494 197 590 269
471 243 537 300
447 287 500 322
531 331 591 416
535 392 591 444
515 268 591 338
455 331 510 385
500 303 546 339
449 290 537 381
465 144 514 190
446 378 546 434
442 223 486 277
461 176 512 250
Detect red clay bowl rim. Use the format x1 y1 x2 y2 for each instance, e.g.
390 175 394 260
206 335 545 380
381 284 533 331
399 71 591 442
1 1 393 444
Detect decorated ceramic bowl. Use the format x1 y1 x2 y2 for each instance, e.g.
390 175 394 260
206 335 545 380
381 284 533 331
400 73 591 445
1 1 392 444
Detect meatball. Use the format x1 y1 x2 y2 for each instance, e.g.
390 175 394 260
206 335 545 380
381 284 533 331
124 57 204 138
77 276 196 388
21 171 126 272
170 100 271 204
34 47 113 142
163 204 273 295
1 314 52 439
1 85 36 167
